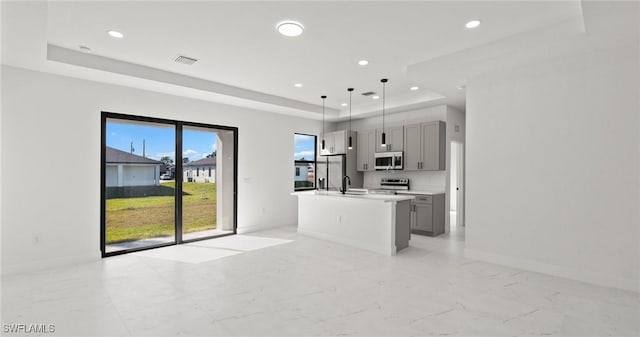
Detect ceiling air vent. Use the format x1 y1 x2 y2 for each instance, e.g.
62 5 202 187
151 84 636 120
361 91 376 96
174 55 198 65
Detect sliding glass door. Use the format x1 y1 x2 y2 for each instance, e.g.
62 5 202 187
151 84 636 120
181 126 235 241
101 112 237 256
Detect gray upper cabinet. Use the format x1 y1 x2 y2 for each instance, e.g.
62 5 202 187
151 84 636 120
319 130 348 156
332 130 346 154
403 121 446 171
376 126 404 152
356 129 376 171
403 124 422 171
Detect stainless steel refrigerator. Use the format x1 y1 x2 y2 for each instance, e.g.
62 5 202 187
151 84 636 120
316 154 363 191
316 155 345 191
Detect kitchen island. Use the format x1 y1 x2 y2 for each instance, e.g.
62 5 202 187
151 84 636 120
291 191 414 256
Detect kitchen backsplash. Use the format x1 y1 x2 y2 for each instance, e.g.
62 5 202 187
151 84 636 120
363 170 446 192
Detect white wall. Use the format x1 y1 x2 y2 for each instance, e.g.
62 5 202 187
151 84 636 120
0 65 321 274
465 43 640 292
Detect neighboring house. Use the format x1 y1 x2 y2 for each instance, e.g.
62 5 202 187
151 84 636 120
105 146 162 187
184 157 216 183
293 163 309 181
160 163 175 179
307 164 314 181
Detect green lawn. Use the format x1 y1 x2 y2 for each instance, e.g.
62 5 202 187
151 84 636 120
106 182 216 244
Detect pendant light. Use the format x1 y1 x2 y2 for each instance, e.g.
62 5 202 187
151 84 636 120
380 78 388 147
321 95 327 150
347 88 354 149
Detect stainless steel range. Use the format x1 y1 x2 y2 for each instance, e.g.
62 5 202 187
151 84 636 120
369 178 410 195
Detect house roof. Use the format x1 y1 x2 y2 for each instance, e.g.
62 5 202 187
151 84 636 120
106 146 162 165
184 156 216 167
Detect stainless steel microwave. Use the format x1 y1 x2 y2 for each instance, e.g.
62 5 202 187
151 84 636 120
374 151 403 170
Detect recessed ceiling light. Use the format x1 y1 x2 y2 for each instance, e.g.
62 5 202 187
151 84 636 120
410 86 419 91
358 60 369 66
341 103 348 107
277 21 304 37
465 20 481 29
78 45 92 53
294 83 303 88
372 95 380 100
108 30 124 39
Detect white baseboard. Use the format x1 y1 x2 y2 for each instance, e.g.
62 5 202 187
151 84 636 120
1 250 102 276
464 247 639 293
236 222 295 235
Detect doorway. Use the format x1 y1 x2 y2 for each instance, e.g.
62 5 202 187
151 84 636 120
101 112 237 257
450 141 464 228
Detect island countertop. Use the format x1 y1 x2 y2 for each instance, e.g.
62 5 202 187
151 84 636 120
292 190 413 256
395 190 445 196
291 190 415 202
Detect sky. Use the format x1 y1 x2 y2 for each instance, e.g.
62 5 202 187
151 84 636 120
107 120 217 163
294 134 316 160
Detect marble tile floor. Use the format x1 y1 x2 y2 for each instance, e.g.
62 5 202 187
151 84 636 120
1 226 638 337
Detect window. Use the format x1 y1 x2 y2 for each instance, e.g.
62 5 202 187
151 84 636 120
101 112 238 257
197 168 200 176
294 133 316 190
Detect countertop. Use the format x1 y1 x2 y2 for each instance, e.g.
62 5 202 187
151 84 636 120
291 190 415 203
395 190 445 196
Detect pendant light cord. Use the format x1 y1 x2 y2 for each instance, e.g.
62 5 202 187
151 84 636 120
348 88 353 132
322 95 325 139
382 80 386 131
321 95 327 150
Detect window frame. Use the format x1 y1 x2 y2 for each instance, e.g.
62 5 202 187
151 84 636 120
101 111 238 257
294 133 317 191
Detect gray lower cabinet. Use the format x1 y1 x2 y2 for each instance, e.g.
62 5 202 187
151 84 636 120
395 200 412 251
410 194 445 236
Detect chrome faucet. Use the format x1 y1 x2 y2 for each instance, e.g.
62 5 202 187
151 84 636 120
341 175 351 194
